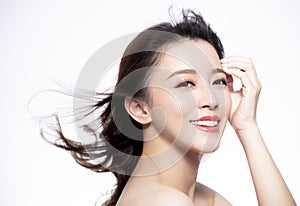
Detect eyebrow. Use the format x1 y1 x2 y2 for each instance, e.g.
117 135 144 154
212 68 227 75
167 68 226 79
167 69 197 79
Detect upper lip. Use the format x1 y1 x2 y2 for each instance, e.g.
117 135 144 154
190 115 221 122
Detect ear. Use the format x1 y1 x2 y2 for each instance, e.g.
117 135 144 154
124 97 152 125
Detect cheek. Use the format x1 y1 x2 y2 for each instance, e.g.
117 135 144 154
217 89 232 117
171 91 199 121
150 89 182 130
224 89 232 113
226 94 232 115
150 86 195 116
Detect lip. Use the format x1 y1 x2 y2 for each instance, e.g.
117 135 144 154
190 115 221 133
198 115 220 122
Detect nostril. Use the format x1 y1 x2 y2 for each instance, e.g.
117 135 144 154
202 104 218 110
212 104 218 110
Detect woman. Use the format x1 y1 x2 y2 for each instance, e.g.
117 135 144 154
41 9 296 205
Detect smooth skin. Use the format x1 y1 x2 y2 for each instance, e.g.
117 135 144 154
222 57 296 205
118 40 296 205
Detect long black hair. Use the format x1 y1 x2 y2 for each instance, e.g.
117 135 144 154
40 9 224 206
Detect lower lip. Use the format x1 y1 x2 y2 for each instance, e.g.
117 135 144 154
193 124 220 133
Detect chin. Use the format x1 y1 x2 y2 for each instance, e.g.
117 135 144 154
206 142 221 153
191 138 222 154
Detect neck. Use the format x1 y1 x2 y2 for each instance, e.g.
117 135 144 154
133 134 202 200
158 151 201 198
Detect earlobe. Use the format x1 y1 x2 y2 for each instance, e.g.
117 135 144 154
124 97 152 125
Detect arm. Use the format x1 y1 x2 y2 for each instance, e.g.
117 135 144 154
239 123 295 206
221 57 296 206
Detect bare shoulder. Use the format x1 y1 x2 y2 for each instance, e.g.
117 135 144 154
117 185 194 206
140 186 194 206
195 182 232 206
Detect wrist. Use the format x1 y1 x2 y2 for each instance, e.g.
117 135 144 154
233 121 261 141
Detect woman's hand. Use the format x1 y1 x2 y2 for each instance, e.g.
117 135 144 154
221 56 262 136
221 57 296 206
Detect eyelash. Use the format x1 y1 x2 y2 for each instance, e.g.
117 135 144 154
175 80 196 88
213 78 228 86
175 78 228 88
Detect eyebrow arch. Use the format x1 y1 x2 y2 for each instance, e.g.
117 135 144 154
167 69 197 79
212 68 227 75
167 68 226 80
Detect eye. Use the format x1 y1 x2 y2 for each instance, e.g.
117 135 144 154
175 80 196 88
213 78 228 86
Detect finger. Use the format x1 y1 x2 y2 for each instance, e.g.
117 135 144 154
222 62 259 87
221 56 253 67
221 61 248 72
221 56 254 73
221 57 260 87
223 66 254 92
226 74 234 92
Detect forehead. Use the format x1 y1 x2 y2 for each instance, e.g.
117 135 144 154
157 39 221 75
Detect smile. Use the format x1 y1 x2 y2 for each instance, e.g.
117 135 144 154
190 115 221 133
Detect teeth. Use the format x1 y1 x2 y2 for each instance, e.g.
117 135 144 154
191 120 219 127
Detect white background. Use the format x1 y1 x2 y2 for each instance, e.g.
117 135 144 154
1 0 299 205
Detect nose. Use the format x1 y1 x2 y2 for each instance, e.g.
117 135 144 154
197 85 218 111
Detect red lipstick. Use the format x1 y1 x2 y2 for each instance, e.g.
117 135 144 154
198 115 220 121
190 115 221 133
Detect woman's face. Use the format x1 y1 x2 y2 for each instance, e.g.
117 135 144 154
147 39 231 154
